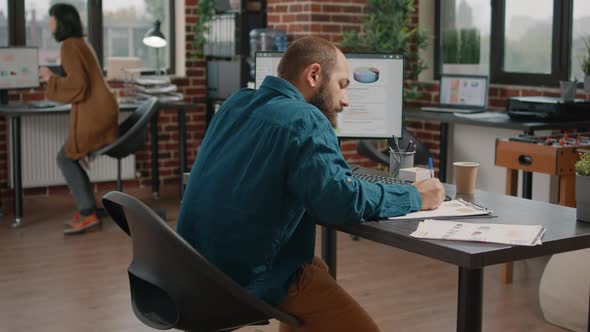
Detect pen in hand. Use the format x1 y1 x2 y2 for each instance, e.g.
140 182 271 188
428 157 435 178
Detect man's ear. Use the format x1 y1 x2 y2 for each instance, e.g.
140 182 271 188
304 63 322 88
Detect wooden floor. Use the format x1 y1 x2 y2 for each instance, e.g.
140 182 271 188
0 186 566 332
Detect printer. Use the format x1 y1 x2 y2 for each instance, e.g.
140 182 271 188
507 96 590 121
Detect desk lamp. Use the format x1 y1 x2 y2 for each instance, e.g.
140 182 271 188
143 20 167 73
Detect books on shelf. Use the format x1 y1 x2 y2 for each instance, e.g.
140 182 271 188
410 219 546 246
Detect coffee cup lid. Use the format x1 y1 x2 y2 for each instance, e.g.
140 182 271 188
453 161 479 167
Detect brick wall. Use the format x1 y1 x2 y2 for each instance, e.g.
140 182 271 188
267 0 366 43
0 0 207 204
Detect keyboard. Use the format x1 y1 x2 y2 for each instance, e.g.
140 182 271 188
352 166 452 201
352 168 412 185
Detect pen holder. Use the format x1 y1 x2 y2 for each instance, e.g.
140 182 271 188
389 151 415 177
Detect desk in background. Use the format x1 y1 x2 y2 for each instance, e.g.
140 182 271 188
320 183 590 332
0 101 195 228
404 108 590 198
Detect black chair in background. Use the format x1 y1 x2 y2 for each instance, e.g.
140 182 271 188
356 128 432 168
102 191 301 331
92 97 159 192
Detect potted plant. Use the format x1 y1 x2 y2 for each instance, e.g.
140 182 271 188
192 0 216 57
581 37 590 91
575 151 590 222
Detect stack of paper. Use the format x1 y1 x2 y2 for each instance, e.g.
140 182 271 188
128 76 183 102
388 198 493 221
410 219 546 246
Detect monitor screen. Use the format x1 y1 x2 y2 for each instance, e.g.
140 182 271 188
0 47 40 90
439 75 488 108
255 52 404 139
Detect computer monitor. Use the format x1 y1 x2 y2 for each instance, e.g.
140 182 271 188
0 47 40 90
255 52 404 139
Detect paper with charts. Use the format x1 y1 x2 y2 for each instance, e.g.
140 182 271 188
387 198 492 221
410 219 546 246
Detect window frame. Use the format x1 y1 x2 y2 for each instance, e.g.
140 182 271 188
7 0 175 74
436 0 574 87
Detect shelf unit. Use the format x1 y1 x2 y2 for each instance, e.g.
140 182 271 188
205 0 267 126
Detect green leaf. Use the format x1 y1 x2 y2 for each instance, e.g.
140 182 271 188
576 152 590 176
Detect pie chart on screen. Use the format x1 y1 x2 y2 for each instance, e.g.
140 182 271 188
353 67 380 83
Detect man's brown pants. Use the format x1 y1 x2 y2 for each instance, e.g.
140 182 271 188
278 257 380 332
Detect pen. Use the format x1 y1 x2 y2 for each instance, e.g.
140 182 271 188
391 135 400 152
428 157 435 178
405 140 413 152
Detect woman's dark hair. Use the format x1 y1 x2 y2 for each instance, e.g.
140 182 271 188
49 3 84 42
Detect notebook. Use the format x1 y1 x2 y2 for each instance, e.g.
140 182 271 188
386 198 493 222
421 75 488 114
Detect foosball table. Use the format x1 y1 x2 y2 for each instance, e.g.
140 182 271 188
495 133 590 207
495 133 590 283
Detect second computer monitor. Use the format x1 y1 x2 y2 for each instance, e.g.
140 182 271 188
0 47 40 90
255 52 404 139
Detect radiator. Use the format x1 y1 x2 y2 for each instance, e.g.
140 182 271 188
9 113 136 188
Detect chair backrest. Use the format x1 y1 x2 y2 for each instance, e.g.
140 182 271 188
92 97 159 160
102 191 300 331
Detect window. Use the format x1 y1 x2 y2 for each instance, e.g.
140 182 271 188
0 0 8 46
571 0 590 80
440 0 490 75
9 0 174 72
103 0 171 70
438 0 590 86
502 0 553 74
0 1 8 46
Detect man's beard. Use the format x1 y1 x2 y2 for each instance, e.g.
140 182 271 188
309 82 342 128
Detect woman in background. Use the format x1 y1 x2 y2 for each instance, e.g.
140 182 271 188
39 3 119 235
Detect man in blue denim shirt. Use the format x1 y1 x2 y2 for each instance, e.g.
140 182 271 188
178 36 445 331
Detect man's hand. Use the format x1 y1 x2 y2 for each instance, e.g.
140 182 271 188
413 178 445 210
39 66 53 83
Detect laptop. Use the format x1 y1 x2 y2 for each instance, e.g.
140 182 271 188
421 74 488 114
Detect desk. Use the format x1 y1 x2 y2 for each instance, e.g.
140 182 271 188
0 101 194 228
404 109 590 197
320 184 590 331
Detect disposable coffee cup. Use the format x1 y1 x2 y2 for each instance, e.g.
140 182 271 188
454 162 479 194
390 151 415 177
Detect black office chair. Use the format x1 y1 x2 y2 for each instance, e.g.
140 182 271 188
91 97 159 192
102 191 301 331
356 128 432 168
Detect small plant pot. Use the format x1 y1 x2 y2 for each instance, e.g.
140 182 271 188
576 173 590 222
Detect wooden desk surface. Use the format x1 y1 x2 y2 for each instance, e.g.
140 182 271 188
322 185 590 269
